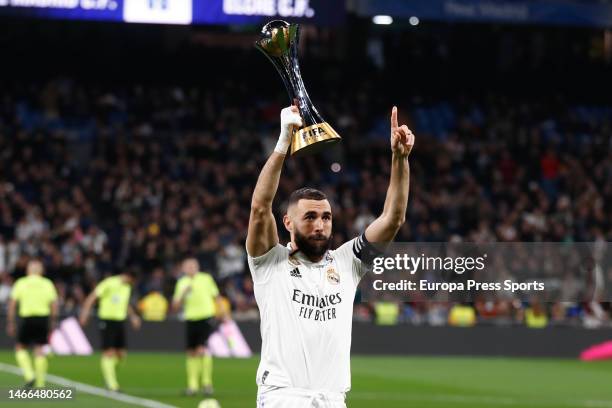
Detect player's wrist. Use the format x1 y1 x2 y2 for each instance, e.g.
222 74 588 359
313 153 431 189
392 151 410 161
275 107 303 154
274 131 291 154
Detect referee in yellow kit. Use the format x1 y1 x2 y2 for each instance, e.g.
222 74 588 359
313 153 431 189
79 271 141 392
172 257 225 396
6 259 58 388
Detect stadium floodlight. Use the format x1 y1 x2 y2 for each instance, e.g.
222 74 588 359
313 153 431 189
409 16 420 26
372 15 393 25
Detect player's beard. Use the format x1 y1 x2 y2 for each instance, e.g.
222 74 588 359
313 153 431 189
294 230 331 260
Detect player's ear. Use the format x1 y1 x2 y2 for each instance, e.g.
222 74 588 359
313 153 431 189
283 214 292 232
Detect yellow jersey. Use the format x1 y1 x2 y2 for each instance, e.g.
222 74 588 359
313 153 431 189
173 272 219 321
10 275 58 318
95 276 131 321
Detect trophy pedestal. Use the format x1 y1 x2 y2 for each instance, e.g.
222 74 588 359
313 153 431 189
291 122 341 156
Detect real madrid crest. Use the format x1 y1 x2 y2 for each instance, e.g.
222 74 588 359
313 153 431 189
288 255 301 266
326 267 340 285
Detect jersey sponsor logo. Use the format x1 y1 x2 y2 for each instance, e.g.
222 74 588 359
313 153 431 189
289 268 302 278
292 289 341 322
261 370 269 384
326 267 340 285
292 289 341 308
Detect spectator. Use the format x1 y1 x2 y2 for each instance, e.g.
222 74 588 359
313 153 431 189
0 77 609 326
448 303 477 327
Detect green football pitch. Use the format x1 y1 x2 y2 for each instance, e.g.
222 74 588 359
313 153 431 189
1 351 611 408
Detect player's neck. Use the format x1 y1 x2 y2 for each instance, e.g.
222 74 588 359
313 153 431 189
306 254 325 263
290 241 325 263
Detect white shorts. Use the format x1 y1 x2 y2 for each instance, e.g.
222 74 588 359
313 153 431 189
257 386 347 408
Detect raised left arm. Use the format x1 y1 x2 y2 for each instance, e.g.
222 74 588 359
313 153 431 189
365 106 414 243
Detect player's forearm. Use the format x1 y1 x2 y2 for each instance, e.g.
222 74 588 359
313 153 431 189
366 154 410 243
177 285 192 304
172 296 185 313
50 302 59 326
127 305 138 319
251 106 302 209
382 154 410 224
79 295 96 321
7 300 16 325
251 152 286 209
79 305 90 322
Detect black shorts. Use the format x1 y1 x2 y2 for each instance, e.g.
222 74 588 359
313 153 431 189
18 317 49 346
186 318 214 349
99 320 126 350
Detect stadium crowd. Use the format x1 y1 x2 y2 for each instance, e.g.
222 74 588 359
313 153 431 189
0 77 610 327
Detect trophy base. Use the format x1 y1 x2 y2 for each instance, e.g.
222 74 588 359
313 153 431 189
290 122 342 156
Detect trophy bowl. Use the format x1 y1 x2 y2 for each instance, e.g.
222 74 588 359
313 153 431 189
255 20 341 156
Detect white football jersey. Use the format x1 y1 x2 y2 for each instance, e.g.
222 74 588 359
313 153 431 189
247 237 366 393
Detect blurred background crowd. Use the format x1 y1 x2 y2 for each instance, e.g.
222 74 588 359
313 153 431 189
0 18 610 328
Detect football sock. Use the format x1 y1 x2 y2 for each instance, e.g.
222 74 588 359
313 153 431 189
101 356 119 391
186 356 201 391
202 354 213 387
15 350 34 383
34 355 48 387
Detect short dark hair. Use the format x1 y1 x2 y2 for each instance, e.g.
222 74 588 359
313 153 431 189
120 266 138 279
287 187 328 208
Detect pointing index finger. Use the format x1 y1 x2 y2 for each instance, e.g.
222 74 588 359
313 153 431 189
391 106 398 129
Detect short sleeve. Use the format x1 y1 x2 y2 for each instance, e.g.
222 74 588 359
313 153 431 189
247 244 287 284
333 237 366 287
94 279 108 297
172 278 186 302
10 280 22 301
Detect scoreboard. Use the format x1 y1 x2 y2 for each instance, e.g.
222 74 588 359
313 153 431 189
0 0 345 25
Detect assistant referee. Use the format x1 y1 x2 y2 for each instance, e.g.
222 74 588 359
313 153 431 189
7 259 59 388
172 257 225 396
79 271 141 392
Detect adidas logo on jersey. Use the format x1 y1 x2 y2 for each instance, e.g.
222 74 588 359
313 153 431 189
289 268 302 278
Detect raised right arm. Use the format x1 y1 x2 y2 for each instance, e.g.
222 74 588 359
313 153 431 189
246 106 302 257
246 152 286 257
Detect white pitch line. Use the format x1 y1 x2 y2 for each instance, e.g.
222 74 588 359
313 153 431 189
0 362 177 408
